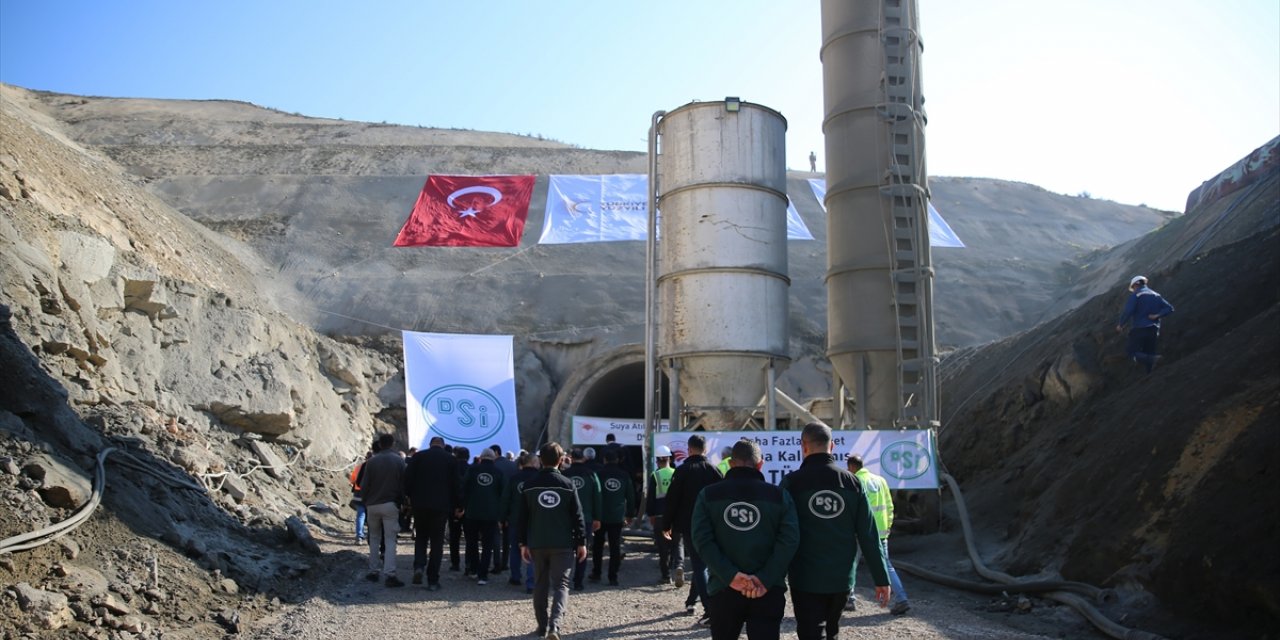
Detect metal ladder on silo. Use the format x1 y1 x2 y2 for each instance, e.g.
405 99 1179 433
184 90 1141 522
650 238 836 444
879 0 936 429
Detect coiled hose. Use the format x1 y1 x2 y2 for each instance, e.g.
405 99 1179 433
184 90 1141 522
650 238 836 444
902 473 1166 640
0 447 205 555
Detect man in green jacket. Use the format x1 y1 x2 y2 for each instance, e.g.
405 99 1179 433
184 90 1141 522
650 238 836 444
692 439 800 640
563 447 602 591
590 447 637 586
517 443 587 640
782 424 890 639
462 447 506 586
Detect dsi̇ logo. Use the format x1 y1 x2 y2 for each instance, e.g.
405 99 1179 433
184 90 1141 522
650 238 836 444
538 491 561 508
477 473 493 487
880 441 932 480
422 384 504 444
808 490 845 519
571 476 586 490
723 502 761 531
605 478 622 492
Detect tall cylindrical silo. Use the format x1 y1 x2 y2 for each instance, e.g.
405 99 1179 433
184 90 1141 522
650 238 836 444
655 100 790 431
821 0 937 428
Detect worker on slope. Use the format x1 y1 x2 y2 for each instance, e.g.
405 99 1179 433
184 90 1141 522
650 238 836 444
847 454 910 615
1115 275 1175 373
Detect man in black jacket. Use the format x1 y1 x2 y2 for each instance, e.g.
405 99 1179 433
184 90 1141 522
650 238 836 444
590 448 636 586
517 443 587 640
662 434 724 623
403 436 459 591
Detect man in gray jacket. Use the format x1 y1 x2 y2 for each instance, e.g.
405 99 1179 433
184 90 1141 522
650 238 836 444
361 432 407 587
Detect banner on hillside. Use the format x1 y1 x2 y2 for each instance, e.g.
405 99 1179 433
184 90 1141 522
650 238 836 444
402 331 520 454
394 174 536 247
807 178 964 248
654 429 938 489
538 174 813 243
571 416 670 445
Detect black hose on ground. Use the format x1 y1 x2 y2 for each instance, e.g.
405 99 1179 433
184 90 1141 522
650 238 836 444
930 472 1167 640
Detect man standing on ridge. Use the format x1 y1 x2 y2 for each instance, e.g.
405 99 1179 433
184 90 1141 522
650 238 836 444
563 447 602 591
692 439 800 640
403 436 459 591
1116 275 1175 373
518 443 588 640
782 423 891 639
590 447 636 586
663 434 724 624
847 454 910 615
361 433 407 588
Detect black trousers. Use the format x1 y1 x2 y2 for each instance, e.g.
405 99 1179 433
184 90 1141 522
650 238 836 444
464 518 499 580
591 522 623 580
709 586 786 640
448 511 464 569
790 590 850 640
412 508 448 584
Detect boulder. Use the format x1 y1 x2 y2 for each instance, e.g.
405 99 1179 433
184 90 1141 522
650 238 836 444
12 582 74 630
23 453 93 509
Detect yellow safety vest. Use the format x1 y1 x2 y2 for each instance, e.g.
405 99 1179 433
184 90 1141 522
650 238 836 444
855 468 894 539
652 466 675 499
717 458 730 476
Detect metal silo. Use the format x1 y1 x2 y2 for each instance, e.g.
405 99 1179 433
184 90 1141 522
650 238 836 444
650 99 791 431
821 0 938 428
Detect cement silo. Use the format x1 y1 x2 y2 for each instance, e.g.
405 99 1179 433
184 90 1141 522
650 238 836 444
821 0 938 428
647 99 790 431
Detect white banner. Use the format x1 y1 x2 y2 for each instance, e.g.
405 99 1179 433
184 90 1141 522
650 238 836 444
806 178 964 248
538 174 813 244
571 416 670 446
654 429 938 489
402 331 520 454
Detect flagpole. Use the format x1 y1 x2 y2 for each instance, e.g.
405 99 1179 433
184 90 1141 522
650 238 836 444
644 110 666 506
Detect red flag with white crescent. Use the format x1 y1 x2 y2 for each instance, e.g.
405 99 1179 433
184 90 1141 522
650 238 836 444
394 174 536 247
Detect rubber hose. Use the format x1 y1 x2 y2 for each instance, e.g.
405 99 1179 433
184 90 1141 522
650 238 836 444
0 447 114 554
895 559 1101 598
940 473 1166 640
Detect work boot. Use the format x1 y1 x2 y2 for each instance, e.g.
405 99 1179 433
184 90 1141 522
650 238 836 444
412 570 423 585
890 600 911 615
674 567 685 588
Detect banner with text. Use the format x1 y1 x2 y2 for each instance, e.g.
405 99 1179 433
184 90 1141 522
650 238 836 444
402 331 520 454
806 178 964 248
571 416 670 446
539 174 814 243
653 430 938 489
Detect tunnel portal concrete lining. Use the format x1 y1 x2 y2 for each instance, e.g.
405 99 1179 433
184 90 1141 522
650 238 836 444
545 344 668 446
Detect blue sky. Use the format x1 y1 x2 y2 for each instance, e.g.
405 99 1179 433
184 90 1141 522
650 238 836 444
2 0 1276 212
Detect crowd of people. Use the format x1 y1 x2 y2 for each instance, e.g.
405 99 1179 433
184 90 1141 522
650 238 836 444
346 424 909 640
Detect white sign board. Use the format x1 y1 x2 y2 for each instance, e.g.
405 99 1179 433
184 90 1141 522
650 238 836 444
571 416 669 446
654 430 938 489
402 331 520 455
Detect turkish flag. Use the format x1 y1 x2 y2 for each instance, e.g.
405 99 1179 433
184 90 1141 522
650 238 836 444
393 175 536 247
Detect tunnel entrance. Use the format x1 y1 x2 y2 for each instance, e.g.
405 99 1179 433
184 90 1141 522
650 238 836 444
545 344 669 445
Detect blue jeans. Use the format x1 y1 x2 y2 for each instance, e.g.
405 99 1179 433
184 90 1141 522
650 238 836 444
680 531 710 610
508 525 535 588
853 538 908 604
354 502 367 539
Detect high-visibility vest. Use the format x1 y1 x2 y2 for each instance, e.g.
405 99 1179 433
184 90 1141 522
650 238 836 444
652 466 675 499
855 468 894 539
717 458 730 476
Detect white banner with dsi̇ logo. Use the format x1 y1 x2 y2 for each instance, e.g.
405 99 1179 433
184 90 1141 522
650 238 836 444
571 416 670 445
402 331 520 454
653 429 938 490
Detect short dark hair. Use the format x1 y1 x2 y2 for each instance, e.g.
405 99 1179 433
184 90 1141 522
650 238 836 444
846 454 864 471
605 433 617 443
540 442 564 468
377 433 395 450
454 446 470 460
801 422 831 447
570 447 586 461
429 436 445 447
490 444 503 455
730 440 762 466
687 434 706 453
603 448 620 463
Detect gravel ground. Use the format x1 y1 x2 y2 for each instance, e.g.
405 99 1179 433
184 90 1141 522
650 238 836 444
246 528 1098 640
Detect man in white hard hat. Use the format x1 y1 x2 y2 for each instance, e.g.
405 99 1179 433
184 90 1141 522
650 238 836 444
1115 275 1175 373
646 445 679 584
